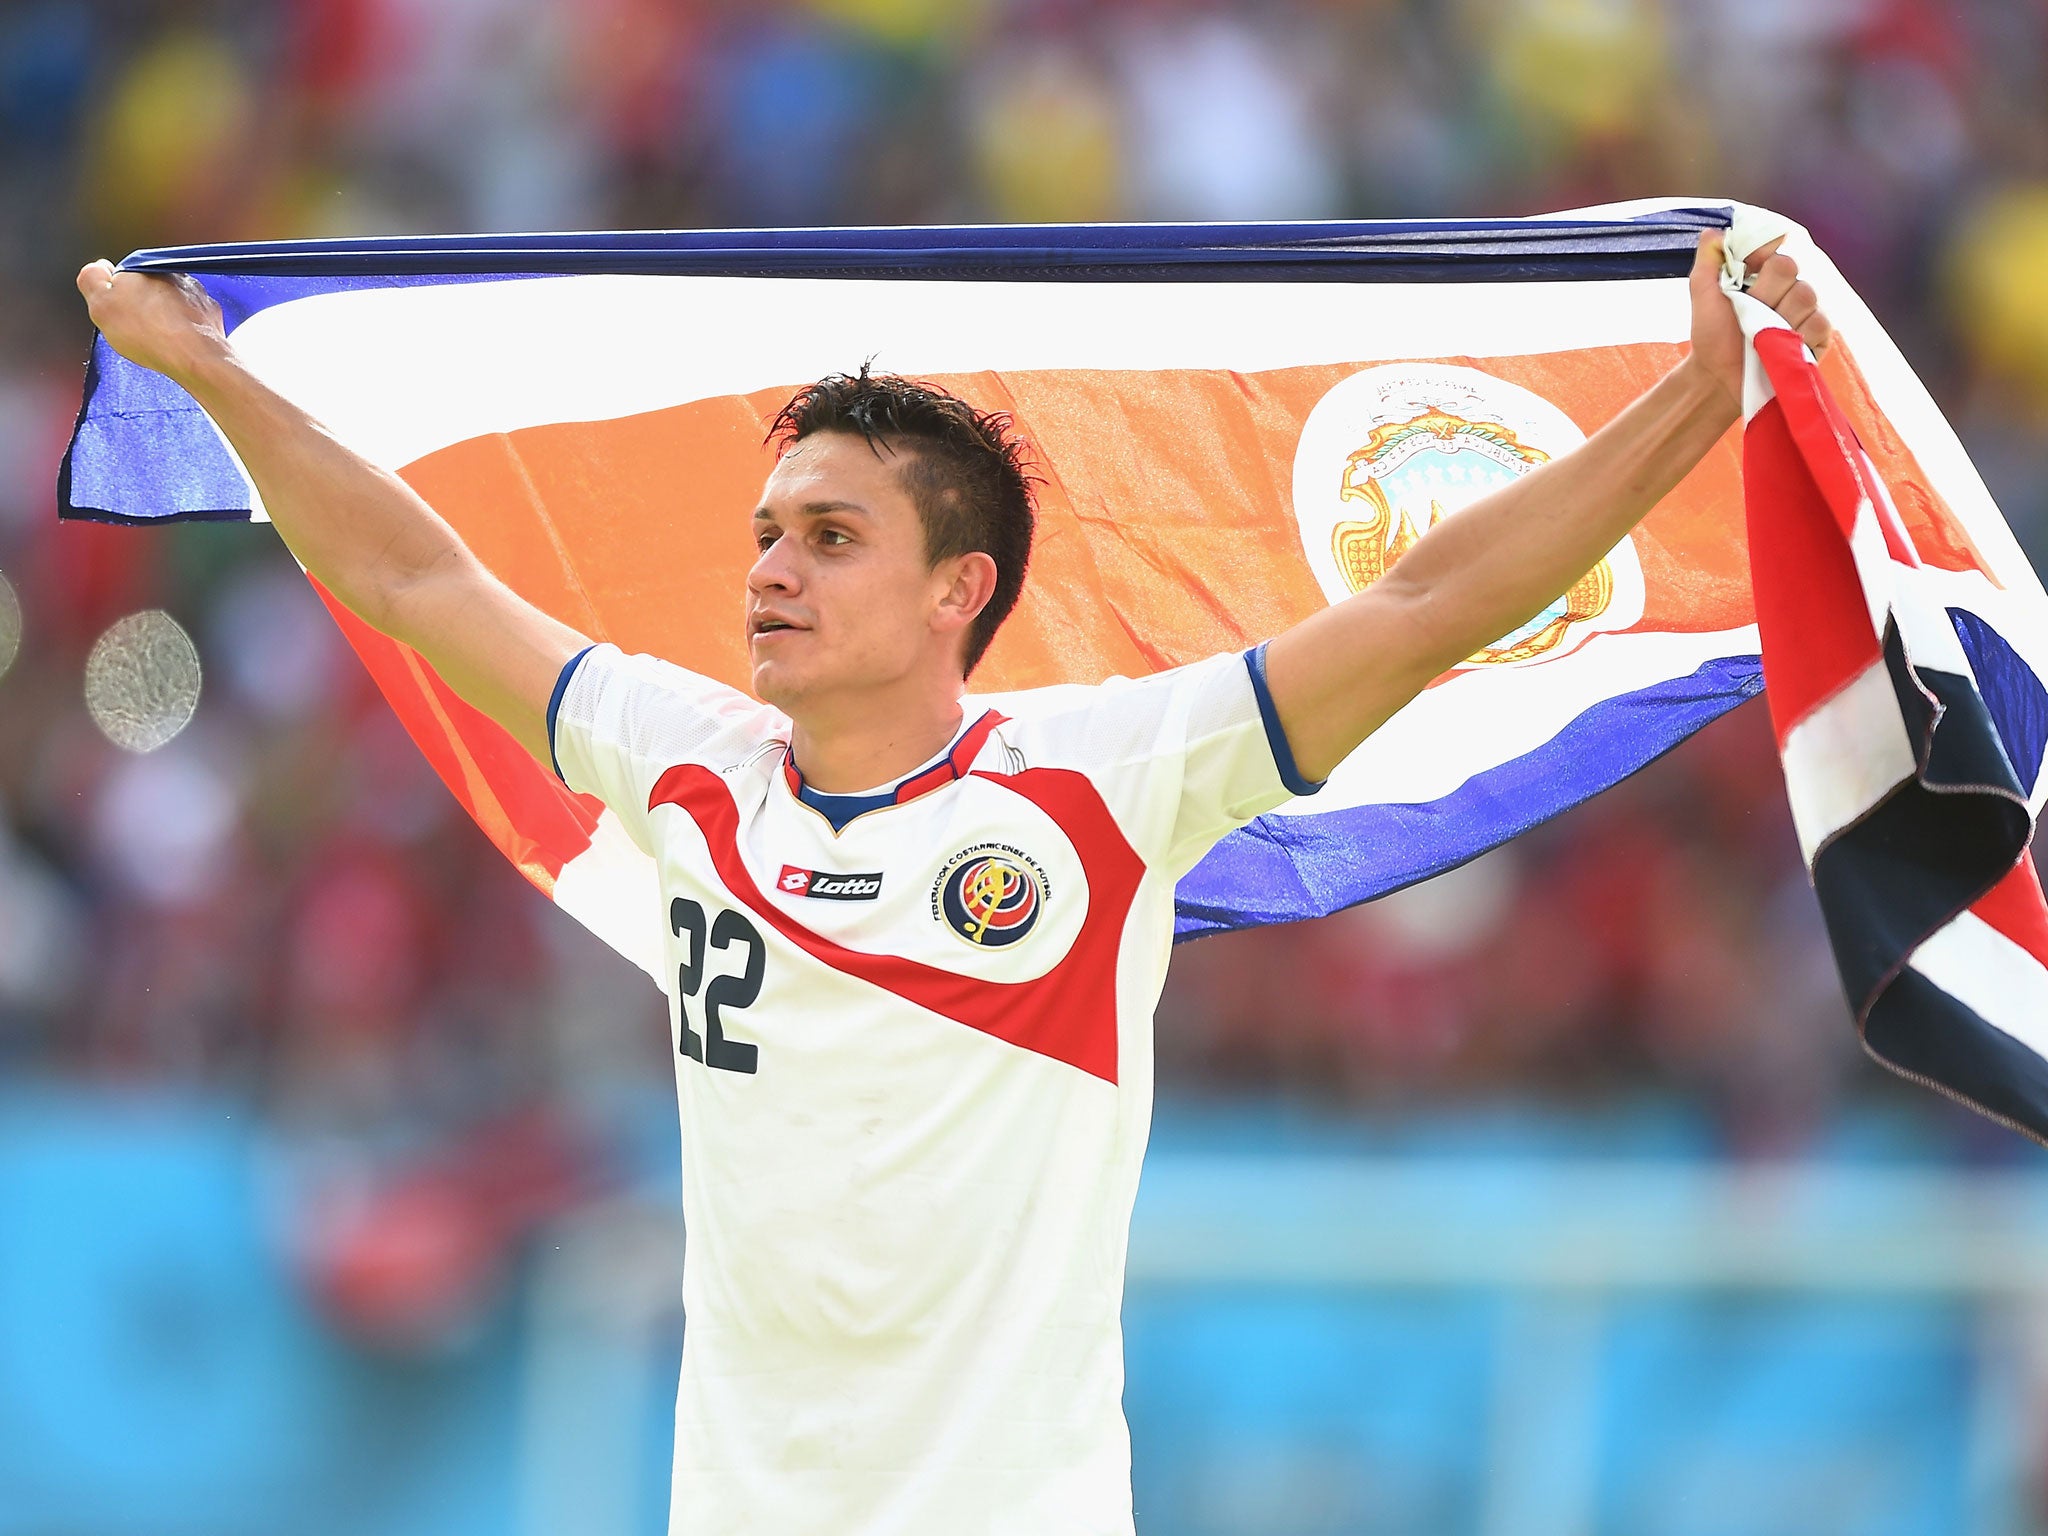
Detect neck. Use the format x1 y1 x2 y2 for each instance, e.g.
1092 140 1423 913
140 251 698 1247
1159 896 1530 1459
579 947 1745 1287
786 680 968 794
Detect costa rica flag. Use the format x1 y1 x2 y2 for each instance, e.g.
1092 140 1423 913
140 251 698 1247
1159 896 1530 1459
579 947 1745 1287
59 199 2048 1140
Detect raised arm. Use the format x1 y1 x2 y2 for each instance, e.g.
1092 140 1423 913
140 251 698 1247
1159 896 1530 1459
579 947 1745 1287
1264 231 1835 784
74 260 590 771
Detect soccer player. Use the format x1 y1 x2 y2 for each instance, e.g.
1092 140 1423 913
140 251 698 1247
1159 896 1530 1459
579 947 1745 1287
76 233 1831 1533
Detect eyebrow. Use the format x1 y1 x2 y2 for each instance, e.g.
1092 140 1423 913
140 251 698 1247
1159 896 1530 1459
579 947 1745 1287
752 500 871 522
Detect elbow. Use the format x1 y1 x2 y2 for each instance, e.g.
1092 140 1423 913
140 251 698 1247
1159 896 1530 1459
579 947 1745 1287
349 566 412 646
371 544 465 649
1375 569 1474 689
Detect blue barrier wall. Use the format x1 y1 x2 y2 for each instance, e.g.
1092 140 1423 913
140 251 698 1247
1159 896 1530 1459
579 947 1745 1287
0 1088 2025 1536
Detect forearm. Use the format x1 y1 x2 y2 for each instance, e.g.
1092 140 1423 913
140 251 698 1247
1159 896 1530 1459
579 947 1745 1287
1262 231 1833 783
1265 357 1739 781
177 343 471 640
1385 357 1737 674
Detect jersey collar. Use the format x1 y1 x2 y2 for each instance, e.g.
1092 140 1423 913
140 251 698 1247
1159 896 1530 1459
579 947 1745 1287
782 709 1007 833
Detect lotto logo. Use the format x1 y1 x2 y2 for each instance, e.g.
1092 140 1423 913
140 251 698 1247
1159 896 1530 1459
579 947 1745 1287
777 865 883 901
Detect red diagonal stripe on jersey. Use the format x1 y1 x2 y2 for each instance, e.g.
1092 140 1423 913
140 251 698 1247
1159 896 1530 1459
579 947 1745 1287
648 761 1141 1083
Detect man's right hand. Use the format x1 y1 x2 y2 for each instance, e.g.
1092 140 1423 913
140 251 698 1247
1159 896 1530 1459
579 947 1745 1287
75 259 230 385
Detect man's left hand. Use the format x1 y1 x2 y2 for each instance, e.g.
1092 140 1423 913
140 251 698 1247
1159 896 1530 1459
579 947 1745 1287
1687 230 1836 413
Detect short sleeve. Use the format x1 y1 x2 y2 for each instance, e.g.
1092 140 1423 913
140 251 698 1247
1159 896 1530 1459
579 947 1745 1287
548 641 783 856
1000 642 1323 875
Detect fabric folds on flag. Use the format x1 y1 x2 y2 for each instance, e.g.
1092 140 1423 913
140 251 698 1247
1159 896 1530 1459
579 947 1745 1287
59 198 2048 1139
1733 274 2048 1141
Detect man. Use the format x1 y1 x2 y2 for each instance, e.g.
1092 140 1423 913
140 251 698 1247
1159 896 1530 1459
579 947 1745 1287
76 233 1831 1533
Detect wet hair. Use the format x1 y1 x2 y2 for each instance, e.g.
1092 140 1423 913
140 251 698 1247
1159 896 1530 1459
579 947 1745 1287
765 364 1037 675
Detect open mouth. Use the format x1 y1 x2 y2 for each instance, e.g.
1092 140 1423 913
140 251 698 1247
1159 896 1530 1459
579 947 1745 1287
751 615 804 638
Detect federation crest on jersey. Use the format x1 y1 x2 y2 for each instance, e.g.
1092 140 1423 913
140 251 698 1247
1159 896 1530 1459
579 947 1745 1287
1291 363 1645 667
932 843 1049 948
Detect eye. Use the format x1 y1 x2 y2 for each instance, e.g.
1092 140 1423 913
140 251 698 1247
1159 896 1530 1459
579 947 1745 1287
819 527 852 547
754 527 778 552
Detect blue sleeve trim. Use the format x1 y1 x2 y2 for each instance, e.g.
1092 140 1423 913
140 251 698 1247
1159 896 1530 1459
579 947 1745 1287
1244 643 1326 798
547 642 599 786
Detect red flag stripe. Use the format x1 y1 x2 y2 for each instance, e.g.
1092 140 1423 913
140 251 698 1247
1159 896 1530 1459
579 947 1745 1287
1743 393 1885 747
1971 851 2048 973
1756 328 1919 566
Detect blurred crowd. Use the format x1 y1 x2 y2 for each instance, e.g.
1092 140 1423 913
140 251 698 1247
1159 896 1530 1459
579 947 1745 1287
3 0 2048 1339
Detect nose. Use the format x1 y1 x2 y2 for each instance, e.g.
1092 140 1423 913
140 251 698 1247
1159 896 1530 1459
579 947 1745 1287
747 531 801 598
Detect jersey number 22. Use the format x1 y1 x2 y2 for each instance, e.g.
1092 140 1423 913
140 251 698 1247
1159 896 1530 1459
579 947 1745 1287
670 896 763 1073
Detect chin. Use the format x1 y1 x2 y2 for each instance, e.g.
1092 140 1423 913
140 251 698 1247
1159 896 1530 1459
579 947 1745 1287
750 658 813 711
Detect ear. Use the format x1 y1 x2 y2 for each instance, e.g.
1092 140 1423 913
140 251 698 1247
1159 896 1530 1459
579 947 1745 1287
930 550 999 643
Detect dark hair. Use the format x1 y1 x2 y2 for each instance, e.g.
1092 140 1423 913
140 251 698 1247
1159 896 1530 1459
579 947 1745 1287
765 364 1037 676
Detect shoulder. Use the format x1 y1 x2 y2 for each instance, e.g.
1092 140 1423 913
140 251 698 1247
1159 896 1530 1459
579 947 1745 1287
968 651 1259 764
575 642 779 716
555 641 789 767
972 651 1255 727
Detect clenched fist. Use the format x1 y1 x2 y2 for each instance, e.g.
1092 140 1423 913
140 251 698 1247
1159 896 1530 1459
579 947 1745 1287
75 259 231 386
1684 231 1837 414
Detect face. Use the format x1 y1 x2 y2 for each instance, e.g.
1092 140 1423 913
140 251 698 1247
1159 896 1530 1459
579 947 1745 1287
745 432 991 712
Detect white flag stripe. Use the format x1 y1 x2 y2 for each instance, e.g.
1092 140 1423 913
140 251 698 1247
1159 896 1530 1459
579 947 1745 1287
1912 909 2048 1066
224 272 1693 477
1728 289 1785 424
1845 500 1898 644
1779 656 1919 862
1261 626 1760 815
1893 565 1975 680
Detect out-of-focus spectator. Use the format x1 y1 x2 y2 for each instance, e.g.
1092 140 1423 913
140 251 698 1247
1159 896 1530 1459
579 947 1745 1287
1484 0 1671 160
1945 180 2048 569
969 32 1123 222
0 791 85 1045
81 26 267 254
693 8 886 226
1947 183 2048 415
1112 6 1344 222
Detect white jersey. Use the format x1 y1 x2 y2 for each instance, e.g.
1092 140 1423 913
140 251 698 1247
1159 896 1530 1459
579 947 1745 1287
548 639 1318 1535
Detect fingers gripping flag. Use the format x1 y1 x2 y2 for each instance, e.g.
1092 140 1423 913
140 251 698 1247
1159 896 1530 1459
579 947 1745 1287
58 199 2048 1139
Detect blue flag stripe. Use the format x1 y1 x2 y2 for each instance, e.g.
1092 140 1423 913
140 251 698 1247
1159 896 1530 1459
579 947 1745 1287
114 209 1734 282
1173 654 1766 938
